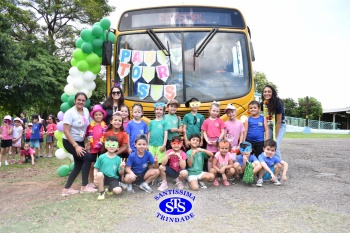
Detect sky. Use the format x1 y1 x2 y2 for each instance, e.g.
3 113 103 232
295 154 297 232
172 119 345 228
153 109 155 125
107 0 350 109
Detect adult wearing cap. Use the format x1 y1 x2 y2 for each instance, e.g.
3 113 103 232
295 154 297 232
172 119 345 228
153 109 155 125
62 92 96 196
102 85 125 124
0 115 13 166
224 104 245 153
164 99 183 150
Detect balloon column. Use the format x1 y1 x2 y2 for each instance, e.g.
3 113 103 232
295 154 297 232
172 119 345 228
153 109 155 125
55 18 115 175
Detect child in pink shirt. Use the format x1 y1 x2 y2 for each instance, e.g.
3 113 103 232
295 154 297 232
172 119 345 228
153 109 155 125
210 140 235 187
0 115 13 166
21 143 36 165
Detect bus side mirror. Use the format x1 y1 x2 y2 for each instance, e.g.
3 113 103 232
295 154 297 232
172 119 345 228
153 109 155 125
102 41 112 65
250 41 255 62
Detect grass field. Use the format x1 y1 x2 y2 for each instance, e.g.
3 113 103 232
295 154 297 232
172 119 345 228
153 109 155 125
284 132 350 138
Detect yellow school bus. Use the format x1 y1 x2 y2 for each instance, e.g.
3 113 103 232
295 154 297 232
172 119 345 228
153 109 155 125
106 5 255 122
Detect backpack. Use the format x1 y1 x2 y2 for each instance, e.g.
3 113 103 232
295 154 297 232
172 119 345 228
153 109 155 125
242 162 254 184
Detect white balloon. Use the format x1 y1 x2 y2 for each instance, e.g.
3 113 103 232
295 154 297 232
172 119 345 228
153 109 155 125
55 148 67 160
87 90 93 98
67 75 73 84
240 115 248 123
72 76 86 90
64 84 78 96
82 71 97 82
79 88 89 96
69 66 82 78
85 81 96 91
67 153 74 161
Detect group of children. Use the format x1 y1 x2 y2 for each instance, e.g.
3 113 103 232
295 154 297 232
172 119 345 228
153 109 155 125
0 114 57 166
84 97 288 200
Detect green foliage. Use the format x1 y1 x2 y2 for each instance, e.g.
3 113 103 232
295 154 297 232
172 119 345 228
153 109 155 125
283 98 298 117
296 97 323 120
254 71 278 94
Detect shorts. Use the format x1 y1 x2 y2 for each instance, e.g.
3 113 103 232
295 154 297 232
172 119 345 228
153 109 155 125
148 145 166 163
263 166 275 181
90 152 101 163
46 136 54 143
206 137 218 152
25 139 30 143
133 171 147 185
103 175 120 190
118 153 129 160
165 166 182 178
39 138 44 143
12 138 22 147
30 139 40 149
187 172 206 182
1 139 12 148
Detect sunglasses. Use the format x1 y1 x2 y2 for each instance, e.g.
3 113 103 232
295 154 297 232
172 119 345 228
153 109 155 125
112 91 121 95
240 146 252 154
189 101 201 108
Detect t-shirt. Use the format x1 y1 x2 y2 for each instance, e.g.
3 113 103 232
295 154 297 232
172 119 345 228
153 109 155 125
86 121 108 153
246 115 265 142
63 107 90 142
12 125 23 139
214 152 233 168
166 149 187 172
186 149 208 176
258 153 281 167
164 114 182 140
236 154 258 166
94 153 121 179
126 150 154 174
25 128 31 139
30 122 42 140
21 148 35 156
123 120 130 131
126 120 148 152
225 119 245 147
1 125 13 140
201 118 225 138
104 130 129 153
148 119 170 146
46 123 57 136
183 112 205 139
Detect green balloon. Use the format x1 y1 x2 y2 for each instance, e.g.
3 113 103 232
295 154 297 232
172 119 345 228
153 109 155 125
86 53 100 66
68 95 75 107
92 38 103 48
57 139 63 148
100 18 111 30
73 48 86 61
92 25 104 37
89 64 101 74
69 162 75 171
93 47 103 57
93 22 100 26
75 37 84 48
80 28 94 42
81 42 93 54
61 93 69 102
58 165 70 177
54 130 63 140
60 102 71 113
77 60 89 72
107 32 116 43
84 98 91 107
71 58 78 67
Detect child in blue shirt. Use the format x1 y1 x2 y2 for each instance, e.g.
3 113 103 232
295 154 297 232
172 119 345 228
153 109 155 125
124 134 159 193
256 139 289 187
126 103 148 153
30 114 42 158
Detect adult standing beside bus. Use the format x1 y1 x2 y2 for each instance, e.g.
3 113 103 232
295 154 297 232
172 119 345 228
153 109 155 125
102 85 125 124
61 92 97 196
261 85 286 159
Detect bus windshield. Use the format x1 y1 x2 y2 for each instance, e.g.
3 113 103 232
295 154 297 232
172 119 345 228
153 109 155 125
116 30 250 103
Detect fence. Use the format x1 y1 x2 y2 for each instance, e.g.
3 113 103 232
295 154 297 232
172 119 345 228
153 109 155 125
285 116 339 130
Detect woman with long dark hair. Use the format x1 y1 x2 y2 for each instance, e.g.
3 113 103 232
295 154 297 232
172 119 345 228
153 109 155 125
102 85 125 124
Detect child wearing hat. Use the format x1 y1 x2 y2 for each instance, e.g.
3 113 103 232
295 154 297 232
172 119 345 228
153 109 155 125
86 104 108 188
12 117 24 164
164 99 183 150
224 104 245 156
0 115 13 166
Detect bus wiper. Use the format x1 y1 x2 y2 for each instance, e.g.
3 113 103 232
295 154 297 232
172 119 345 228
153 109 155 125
146 28 170 57
193 28 218 57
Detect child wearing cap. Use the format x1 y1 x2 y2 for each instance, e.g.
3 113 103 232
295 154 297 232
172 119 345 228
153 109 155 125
0 115 14 166
233 141 262 185
25 123 33 143
164 99 183 150
224 104 245 156
183 98 205 148
12 117 24 164
86 104 108 188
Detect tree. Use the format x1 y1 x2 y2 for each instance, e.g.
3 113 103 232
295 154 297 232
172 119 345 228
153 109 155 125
254 71 278 94
295 97 323 120
283 98 298 117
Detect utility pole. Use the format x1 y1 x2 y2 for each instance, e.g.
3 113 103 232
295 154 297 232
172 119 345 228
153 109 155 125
301 96 312 133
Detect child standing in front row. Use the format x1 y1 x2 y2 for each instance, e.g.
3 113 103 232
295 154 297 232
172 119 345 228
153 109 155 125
202 102 225 171
94 136 125 200
224 104 245 154
164 99 183 150
45 115 57 158
30 114 42 159
0 115 13 166
126 103 148 153
256 139 288 187
186 134 215 191
210 140 235 187
12 117 24 164
244 100 269 158
183 98 205 149
148 102 169 165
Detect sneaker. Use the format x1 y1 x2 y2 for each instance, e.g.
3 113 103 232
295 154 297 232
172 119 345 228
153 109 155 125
199 181 207 189
39 154 43 158
62 188 80 196
10 159 15 165
232 177 240 185
277 174 281 181
212 179 219 187
35 156 38 159
184 180 189 188
43 154 48 158
273 179 281 186
80 185 98 194
105 187 113 195
222 180 230 186
87 182 97 189
126 184 134 193
47 154 53 158
4 160 9 166
18 160 22 165
119 182 127 190
175 178 184 189
140 182 153 193
256 178 263 187
97 192 105 200
158 180 168 191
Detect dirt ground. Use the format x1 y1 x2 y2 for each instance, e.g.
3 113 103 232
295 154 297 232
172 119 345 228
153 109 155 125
0 138 350 232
